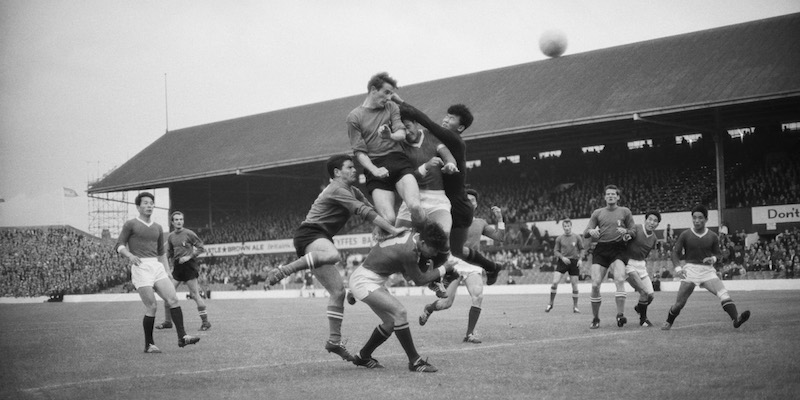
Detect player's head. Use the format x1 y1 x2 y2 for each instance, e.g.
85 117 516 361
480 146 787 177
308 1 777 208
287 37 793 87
401 117 422 144
135 192 155 215
367 72 397 107
170 211 185 229
466 188 479 210
561 218 572 234
418 222 448 257
690 204 708 230
644 211 661 232
443 104 473 134
326 154 357 183
604 185 620 205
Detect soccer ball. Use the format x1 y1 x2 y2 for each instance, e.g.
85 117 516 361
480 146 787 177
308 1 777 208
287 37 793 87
539 29 568 58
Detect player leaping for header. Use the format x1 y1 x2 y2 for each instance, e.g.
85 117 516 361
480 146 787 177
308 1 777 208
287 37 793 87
391 93 501 285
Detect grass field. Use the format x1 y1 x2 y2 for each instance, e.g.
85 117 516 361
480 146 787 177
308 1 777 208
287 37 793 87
1 291 799 399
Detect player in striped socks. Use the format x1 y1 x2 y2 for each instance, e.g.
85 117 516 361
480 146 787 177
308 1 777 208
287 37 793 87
662 205 750 330
265 155 407 362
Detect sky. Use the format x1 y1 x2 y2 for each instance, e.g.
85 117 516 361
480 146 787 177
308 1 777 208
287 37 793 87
1 0 799 235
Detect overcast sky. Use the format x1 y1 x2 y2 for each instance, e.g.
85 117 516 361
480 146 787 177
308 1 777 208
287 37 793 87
1 0 799 234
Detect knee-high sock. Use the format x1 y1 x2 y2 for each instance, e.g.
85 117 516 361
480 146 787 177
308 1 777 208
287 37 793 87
394 323 420 363
198 305 208 322
722 299 738 320
327 305 344 342
572 290 579 307
466 306 481 336
283 253 320 275
615 292 626 315
360 325 391 359
143 315 155 346
169 306 187 338
591 297 601 319
549 286 557 305
163 302 172 323
666 306 681 324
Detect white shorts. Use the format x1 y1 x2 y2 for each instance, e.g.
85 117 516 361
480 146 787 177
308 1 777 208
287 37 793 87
397 190 451 222
682 263 719 286
131 258 169 289
625 259 649 279
453 256 483 280
349 266 389 301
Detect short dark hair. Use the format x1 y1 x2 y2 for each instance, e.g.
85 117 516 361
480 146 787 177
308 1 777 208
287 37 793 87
170 211 184 222
135 192 154 206
367 72 398 93
466 188 479 201
645 210 662 222
604 185 620 195
420 222 448 252
561 218 572 226
447 104 473 130
691 204 708 219
326 154 353 179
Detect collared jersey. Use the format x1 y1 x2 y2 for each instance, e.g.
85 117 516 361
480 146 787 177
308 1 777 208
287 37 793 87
554 233 584 259
347 102 404 158
585 206 636 243
167 228 205 261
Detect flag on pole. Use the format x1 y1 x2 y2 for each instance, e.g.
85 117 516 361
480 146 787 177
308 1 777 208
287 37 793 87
63 187 79 197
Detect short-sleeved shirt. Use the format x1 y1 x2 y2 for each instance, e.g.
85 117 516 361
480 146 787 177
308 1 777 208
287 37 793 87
673 228 720 264
626 224 658 261
116 218 164 258
585 206 635 243
400 131 446 191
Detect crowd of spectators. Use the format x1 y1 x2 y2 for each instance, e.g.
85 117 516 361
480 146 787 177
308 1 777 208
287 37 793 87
1 226 129 297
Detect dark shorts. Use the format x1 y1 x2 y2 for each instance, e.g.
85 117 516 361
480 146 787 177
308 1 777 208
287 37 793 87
293 224 333 258
172 259 199 282
556 258 580 276
449 192 474 229
364 152 415 193
592 241 629 268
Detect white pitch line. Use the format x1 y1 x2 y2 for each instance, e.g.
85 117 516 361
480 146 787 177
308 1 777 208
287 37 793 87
22 318 788 394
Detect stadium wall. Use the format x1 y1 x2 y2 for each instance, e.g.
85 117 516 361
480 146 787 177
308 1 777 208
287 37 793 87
3 279 798 304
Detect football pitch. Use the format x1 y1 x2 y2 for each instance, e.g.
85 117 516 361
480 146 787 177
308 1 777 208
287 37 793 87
1 291 799 400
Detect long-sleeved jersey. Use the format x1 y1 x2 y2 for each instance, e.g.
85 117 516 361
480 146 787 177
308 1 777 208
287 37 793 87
400 131 447 191
167 228 205 262
398 102 467 198
584 206 636 243
301 179 378 236
554 233 585 260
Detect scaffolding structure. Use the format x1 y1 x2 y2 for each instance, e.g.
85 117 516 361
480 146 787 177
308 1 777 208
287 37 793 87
87 163 128 239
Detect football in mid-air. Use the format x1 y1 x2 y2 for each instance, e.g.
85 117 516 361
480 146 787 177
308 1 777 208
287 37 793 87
539 29 568 58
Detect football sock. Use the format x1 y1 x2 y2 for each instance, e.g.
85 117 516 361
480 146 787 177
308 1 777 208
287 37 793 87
572 290 579 307
590 297 601 318
169 306 187 338
393 323 420 363
282 253 319 275
198 305 208 322
360 325 391 359
549 287 557 305
327 305 344 343
637 300 649 320
666 306 680 324
466 306 481 336
425 303 437 314
615 291 626 315
143 315 155 346
722 300 738 320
